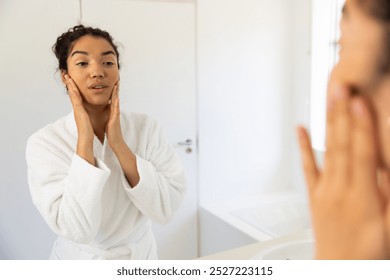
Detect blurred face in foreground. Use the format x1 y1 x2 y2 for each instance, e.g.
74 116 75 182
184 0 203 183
334 0 390 170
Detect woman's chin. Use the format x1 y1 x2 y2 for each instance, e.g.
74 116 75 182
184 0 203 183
83 99 111 109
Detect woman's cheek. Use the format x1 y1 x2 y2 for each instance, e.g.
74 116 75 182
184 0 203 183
370 92 390 170
333 51 379 92
330 61 353 86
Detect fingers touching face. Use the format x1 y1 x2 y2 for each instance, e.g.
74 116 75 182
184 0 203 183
298 83 379 195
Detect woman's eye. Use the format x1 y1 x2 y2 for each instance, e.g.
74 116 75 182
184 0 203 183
76 62 88 66
104 61 115 66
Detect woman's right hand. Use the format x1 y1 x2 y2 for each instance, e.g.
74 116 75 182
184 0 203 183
64 75 95 165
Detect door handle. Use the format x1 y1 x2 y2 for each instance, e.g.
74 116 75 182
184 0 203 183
177 139 193 154
177 139 192 146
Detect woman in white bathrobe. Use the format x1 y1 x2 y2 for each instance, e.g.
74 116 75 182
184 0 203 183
25 25 186 260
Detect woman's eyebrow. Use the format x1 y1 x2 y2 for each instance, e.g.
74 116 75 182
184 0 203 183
342 4 347 15
71 50 88 57
102 50 116 56
70 50 115 57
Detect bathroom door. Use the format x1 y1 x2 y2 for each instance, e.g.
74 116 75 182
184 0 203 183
82 0 198 259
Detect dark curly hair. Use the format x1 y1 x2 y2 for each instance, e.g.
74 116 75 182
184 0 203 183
357 0 390 22
356 0 390 73
52 25 120 72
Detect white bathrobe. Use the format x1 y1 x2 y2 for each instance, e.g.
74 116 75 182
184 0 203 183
26 112 186 259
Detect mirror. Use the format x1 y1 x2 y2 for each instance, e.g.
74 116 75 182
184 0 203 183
0 0 324 260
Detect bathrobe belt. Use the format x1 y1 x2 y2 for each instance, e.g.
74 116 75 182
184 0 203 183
53 226 155 260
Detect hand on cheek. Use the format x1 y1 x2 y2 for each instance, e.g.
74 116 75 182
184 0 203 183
297 84 390 259
64 74 95 165
106 82 125 152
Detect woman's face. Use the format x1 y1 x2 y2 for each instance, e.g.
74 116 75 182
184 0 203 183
334 0 390 169
64 35 119 107
335 0 384 90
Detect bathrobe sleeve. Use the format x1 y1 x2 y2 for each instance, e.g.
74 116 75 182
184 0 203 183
26 133 111 244
122 118 186 224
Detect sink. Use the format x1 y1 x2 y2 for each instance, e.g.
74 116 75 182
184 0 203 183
251 231 315 260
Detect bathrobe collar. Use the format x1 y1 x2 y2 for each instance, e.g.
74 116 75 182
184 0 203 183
64 111 128 159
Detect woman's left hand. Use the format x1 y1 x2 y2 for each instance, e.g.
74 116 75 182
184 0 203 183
106 82 125 152
297 84 390 259
105 82 140 187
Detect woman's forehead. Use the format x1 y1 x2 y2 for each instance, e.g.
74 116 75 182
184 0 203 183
69 35 116 56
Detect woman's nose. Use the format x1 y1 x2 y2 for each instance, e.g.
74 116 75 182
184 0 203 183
90 64 104 78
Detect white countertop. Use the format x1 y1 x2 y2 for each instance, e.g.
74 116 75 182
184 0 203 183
198 229 314 260
200 190 311 242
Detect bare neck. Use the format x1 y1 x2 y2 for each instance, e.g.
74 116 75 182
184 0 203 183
84 103 109 143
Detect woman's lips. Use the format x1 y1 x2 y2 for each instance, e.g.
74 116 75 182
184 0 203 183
89 83 109 93
89 82 108 88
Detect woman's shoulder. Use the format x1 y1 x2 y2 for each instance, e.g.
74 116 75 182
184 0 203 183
27 113 73 149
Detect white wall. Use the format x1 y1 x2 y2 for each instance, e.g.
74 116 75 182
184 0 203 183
198 0 310 205
197 0 312 256
0 0 79 259
290 0 312 193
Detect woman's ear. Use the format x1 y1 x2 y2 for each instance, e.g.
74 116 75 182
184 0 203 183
60 70 69 93
60 70 68 85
